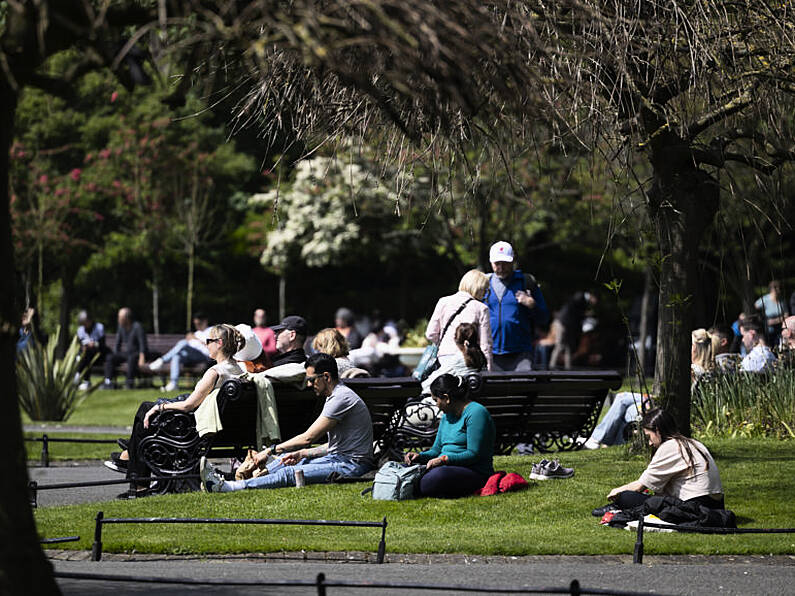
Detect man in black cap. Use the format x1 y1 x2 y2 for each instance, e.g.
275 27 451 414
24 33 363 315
267 315 309 378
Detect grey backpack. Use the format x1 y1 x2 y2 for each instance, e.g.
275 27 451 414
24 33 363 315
365 461 425 500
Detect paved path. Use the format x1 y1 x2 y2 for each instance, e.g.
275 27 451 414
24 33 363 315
50 554 795 595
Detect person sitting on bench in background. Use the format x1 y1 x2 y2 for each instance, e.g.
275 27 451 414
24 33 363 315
102 307 148 389
200 352 375 492
148 312 213 392
75 310 108 390
104 324 245 498
404 373 495 498
312 327 355 377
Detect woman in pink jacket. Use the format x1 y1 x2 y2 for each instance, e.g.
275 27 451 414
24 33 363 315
426 270 493 371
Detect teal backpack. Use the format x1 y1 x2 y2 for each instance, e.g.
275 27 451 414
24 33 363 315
363 461 425 500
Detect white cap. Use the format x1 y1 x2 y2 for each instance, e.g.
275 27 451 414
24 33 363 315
489 241 514 263
233 324 263 361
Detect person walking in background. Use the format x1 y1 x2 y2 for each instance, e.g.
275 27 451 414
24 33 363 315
75 310 108 390
550 291 597 370
148 312 213 392
103 307 148 389
252 308 277 360
426 269 493 371
754 280 789 348
484 241 549 371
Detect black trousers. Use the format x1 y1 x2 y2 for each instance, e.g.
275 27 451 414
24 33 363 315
614 490 725 510
126 401 156 482
104 351 140 387
78 345 109 374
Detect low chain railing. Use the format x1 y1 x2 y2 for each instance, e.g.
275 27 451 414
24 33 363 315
90 511 388 564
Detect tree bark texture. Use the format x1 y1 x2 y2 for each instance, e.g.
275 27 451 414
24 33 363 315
0 84 61 596
648 136 720 435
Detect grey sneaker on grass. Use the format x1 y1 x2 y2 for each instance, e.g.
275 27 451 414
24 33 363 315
200 456 225 493
531 459 574 480
529 458 550 480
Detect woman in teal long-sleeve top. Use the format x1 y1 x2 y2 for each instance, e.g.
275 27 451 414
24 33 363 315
405 373 495 497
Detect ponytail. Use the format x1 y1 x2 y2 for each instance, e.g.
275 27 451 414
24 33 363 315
212 324 245 358
454 322 487 370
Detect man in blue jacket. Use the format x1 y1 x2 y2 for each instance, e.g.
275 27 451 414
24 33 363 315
484 241 550 371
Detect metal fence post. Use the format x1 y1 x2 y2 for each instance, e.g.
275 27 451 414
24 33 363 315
377 517 387 564
315 572 326 596
28 481 38 508
633 517 644 564
41 434 49 467
91 511 104 561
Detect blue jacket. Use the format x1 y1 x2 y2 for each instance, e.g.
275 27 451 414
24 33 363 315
484 271 550 355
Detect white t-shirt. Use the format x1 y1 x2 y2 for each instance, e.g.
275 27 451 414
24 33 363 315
638 438 723 501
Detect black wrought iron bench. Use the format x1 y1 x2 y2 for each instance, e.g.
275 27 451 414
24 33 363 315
138 370 621 493
470 370 623 453
138 376 422 493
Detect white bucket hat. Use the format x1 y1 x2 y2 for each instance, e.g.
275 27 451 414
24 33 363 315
233 323 263 361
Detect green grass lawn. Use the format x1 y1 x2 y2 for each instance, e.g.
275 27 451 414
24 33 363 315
25 432 120 462
34 438 795 557
22 387 184 428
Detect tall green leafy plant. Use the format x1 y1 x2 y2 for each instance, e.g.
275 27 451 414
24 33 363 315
692 369 795 439
16 327 95 421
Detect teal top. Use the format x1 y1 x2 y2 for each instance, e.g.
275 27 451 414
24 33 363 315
418 401 495 476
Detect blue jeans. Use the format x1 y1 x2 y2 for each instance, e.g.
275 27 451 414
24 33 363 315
590 392 647 445
161 340 210 383
222 453 373 492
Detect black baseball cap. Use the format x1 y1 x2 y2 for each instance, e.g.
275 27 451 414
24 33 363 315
271 315 308 336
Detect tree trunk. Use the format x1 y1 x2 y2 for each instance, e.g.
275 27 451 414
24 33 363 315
0 82 60 595
152 269 160 335
648 147 719 435
56 273 73 358
186 243 194 331
278 274 286 321
637 266 653 377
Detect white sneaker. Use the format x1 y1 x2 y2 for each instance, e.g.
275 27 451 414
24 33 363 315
78 381 90 391
148 358 165 373
161 380 177 392
583 438 601 450
200 456 225 493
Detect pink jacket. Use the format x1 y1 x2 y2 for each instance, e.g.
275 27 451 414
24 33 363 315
425 291 493 370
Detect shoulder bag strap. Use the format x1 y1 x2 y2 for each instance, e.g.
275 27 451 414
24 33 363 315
439 298 474 344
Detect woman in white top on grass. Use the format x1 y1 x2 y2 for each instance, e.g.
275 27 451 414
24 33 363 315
604 408 724 511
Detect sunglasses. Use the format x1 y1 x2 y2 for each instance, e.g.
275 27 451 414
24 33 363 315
305 373 326 385
205 337 221 345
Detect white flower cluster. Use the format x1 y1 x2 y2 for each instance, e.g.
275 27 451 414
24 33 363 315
251 155 398 270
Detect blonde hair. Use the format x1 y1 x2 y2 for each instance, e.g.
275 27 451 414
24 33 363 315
210 324 246 359
312 327 350 358
458 269 489 300
691 328 714 372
